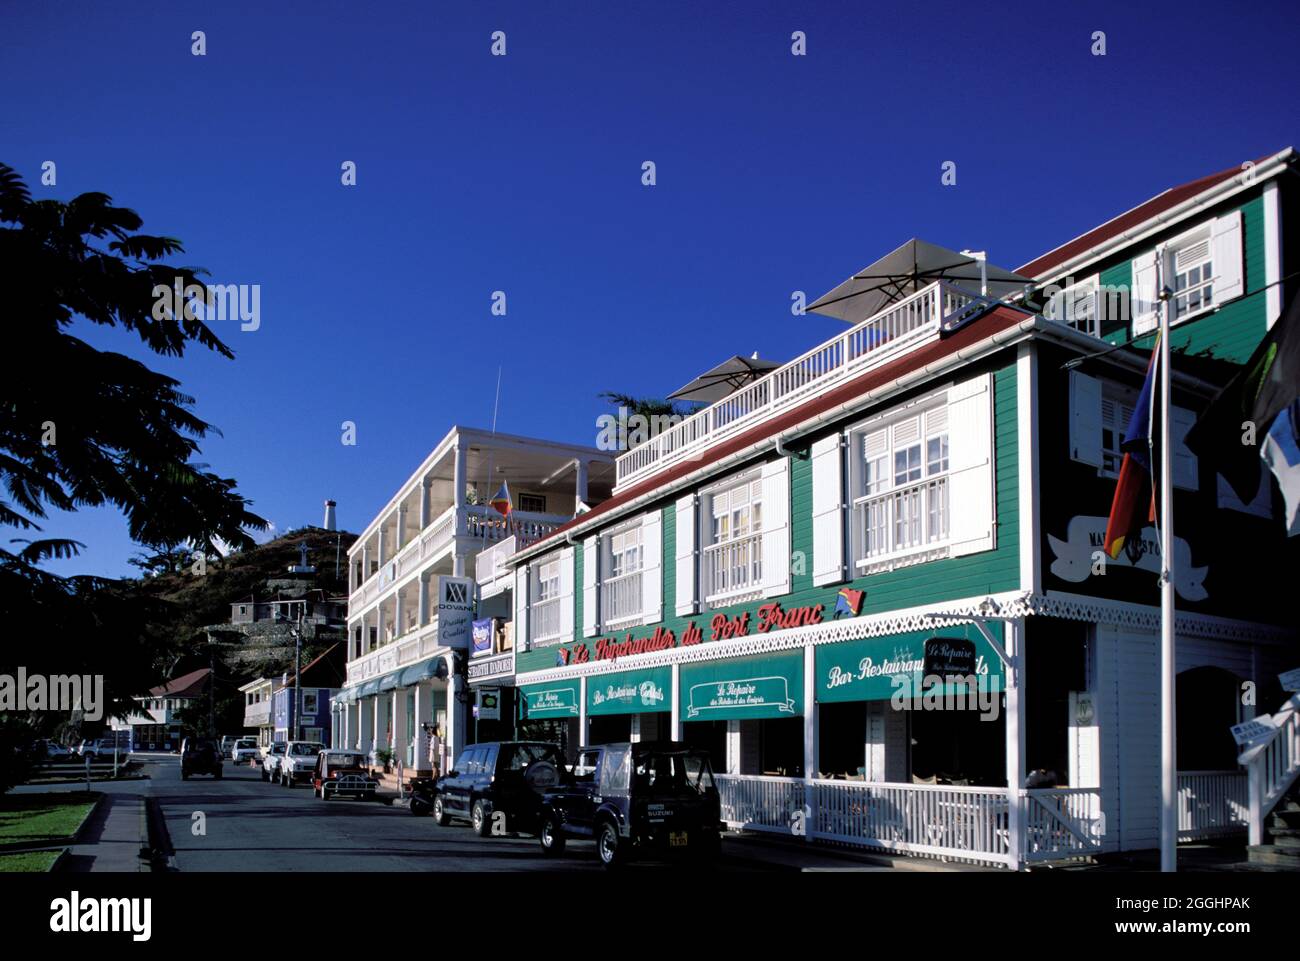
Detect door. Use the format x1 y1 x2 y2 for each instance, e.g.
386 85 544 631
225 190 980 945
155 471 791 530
565 749 604 836
447 747 479 813
474 744 500 805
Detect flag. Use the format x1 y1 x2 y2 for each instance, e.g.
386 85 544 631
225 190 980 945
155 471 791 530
1262 399 1300 536
1185 289 1300 502
1103 335 1161 559
489 480 512 518
834 587 864 617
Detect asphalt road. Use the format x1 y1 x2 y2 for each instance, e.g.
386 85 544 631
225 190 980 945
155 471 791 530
144 757 759 872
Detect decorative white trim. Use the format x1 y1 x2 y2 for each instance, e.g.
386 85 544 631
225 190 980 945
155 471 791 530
1031 590 1295 645
1018 343 1041 594
1263 180 1281 328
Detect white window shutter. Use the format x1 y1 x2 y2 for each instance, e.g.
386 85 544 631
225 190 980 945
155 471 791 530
1069 370 1104 468
582 536 600 637
513 563 529 649
674 494 697 616
1131 251 1158 335
558 546 575 641
1171 405 1198 491
947 373 996 557
640 510 663 623
760 458 791 597
811 434 846 586
1212 210 1244 303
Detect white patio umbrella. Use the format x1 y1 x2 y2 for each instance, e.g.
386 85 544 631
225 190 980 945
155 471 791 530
807 239 1030 324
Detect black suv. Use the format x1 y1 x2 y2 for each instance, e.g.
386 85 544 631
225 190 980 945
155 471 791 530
180 737 223 780
420 741 565 836
538 741 721 868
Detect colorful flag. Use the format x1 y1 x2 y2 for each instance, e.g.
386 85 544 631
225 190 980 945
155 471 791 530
1262 399 1300 536
834 587 864 617
1186 289 1300 502
489 480 512 518
1103 335 1161 559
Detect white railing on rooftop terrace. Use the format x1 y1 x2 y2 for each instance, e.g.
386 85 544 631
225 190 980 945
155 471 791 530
615 280 983 489
475 535 518 591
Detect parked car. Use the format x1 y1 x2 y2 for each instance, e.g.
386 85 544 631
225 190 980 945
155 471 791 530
36 739 71 760
231 738 261 764
422 741 565 836
180 738 223 780
261 742 287 781
312 750 378 801
278 741 325 786
538 741 722 868
77 739 111 759
220 736 238 759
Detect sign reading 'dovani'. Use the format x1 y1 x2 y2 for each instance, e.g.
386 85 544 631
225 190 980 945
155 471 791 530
438 576 476 648
1047 515 1208 601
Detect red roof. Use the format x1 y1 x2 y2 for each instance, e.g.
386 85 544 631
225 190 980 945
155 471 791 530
148 667 211 699
523 305 1031 555
1017 151 1284 279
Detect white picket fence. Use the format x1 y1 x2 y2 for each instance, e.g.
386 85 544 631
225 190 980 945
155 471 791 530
1177 771 1248 840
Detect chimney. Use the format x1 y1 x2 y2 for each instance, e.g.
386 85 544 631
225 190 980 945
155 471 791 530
323 499 337 531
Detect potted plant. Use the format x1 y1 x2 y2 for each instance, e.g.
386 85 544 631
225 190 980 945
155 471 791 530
375 747 396 774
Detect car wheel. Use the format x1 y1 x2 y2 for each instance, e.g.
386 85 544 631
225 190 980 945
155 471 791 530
597 821 626 869
471 800 491 837
409 796 429 817
181 771 189 780
539 814 566 856
432 796 450 826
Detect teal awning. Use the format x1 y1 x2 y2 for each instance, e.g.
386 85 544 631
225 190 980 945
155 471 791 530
379 670 402 692
520 680 581 719
358 679 381 698
586 666 671 716
399 657 446 687
815 628 1005 703
336 688 358 704
679 651 803 721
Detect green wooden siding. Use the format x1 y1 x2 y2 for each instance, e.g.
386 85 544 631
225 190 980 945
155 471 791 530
1102 195 1269 363
515 359 1021 674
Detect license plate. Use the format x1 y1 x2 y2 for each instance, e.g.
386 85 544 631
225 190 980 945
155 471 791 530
669 831 688 848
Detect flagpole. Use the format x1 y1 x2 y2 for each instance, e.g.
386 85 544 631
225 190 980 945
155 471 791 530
1158 272 1177 872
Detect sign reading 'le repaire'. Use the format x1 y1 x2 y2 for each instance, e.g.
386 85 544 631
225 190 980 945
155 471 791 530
923 636 977 677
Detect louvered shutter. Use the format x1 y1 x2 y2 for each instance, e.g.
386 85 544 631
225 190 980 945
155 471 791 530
513 563 529 649
1069 371 1104 467
640 511 663 622
760 458 791 596
1131 251 1159 335
582 536 600 637
1212 210 1244 303
1172 406 1199 491
947 373 996 557
674 494 697 615
558 546 575 640
811 434 846 585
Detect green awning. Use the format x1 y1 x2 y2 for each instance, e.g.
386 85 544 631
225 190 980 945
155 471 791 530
520 680 581 719
679 651 803 721
399 657 446 687
815 628 1005 703
586 666 671 716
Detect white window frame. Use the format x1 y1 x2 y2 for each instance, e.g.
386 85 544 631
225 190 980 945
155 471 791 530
848 391 953 572
1099 381 1138 479
530 553 564 645
601 519 645 628
1046 274 1100 338
700 469 764 608
1165 223 1216 325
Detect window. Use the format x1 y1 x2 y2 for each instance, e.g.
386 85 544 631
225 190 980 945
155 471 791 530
573 750 601 781
1046 276 1099 337
519 493 546 513
602 522 644 625
701 473 763 605
1100 383 1138 476
301 691 319 715
1170 234 1213 321
530 555 563 643
851 405 950 566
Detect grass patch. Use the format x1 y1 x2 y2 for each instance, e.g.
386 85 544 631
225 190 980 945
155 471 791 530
0 850 61 872
0 792 98 844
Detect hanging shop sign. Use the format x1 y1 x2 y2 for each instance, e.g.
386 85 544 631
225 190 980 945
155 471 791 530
476 688 501 721
679 651 803 721
521 681 580 719
558 597 843 666
437 576 476 648
923 636 977 677
1231 715 1277 748
1047 515 1208 601
816 629 1003 703
472 618 495 656
586 666 671 716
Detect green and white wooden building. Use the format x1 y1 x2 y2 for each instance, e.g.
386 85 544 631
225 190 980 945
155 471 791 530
491 148 1300 869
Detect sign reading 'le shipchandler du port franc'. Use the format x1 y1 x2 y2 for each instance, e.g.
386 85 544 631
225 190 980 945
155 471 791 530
685 676 796 719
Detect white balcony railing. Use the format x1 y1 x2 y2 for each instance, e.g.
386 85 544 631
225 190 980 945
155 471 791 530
702 532 762 605
615 280 981 490
243 704 272 728
530 596 563 646
601 570 643 626
345 617 444 687
1177 771 1248 841
475 535 518 595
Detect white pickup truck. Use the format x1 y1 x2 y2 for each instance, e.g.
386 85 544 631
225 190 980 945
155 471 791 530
278 741 325 786
231 738 261 764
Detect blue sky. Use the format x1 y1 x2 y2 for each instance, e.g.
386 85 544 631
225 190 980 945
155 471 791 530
3 0 1297 577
